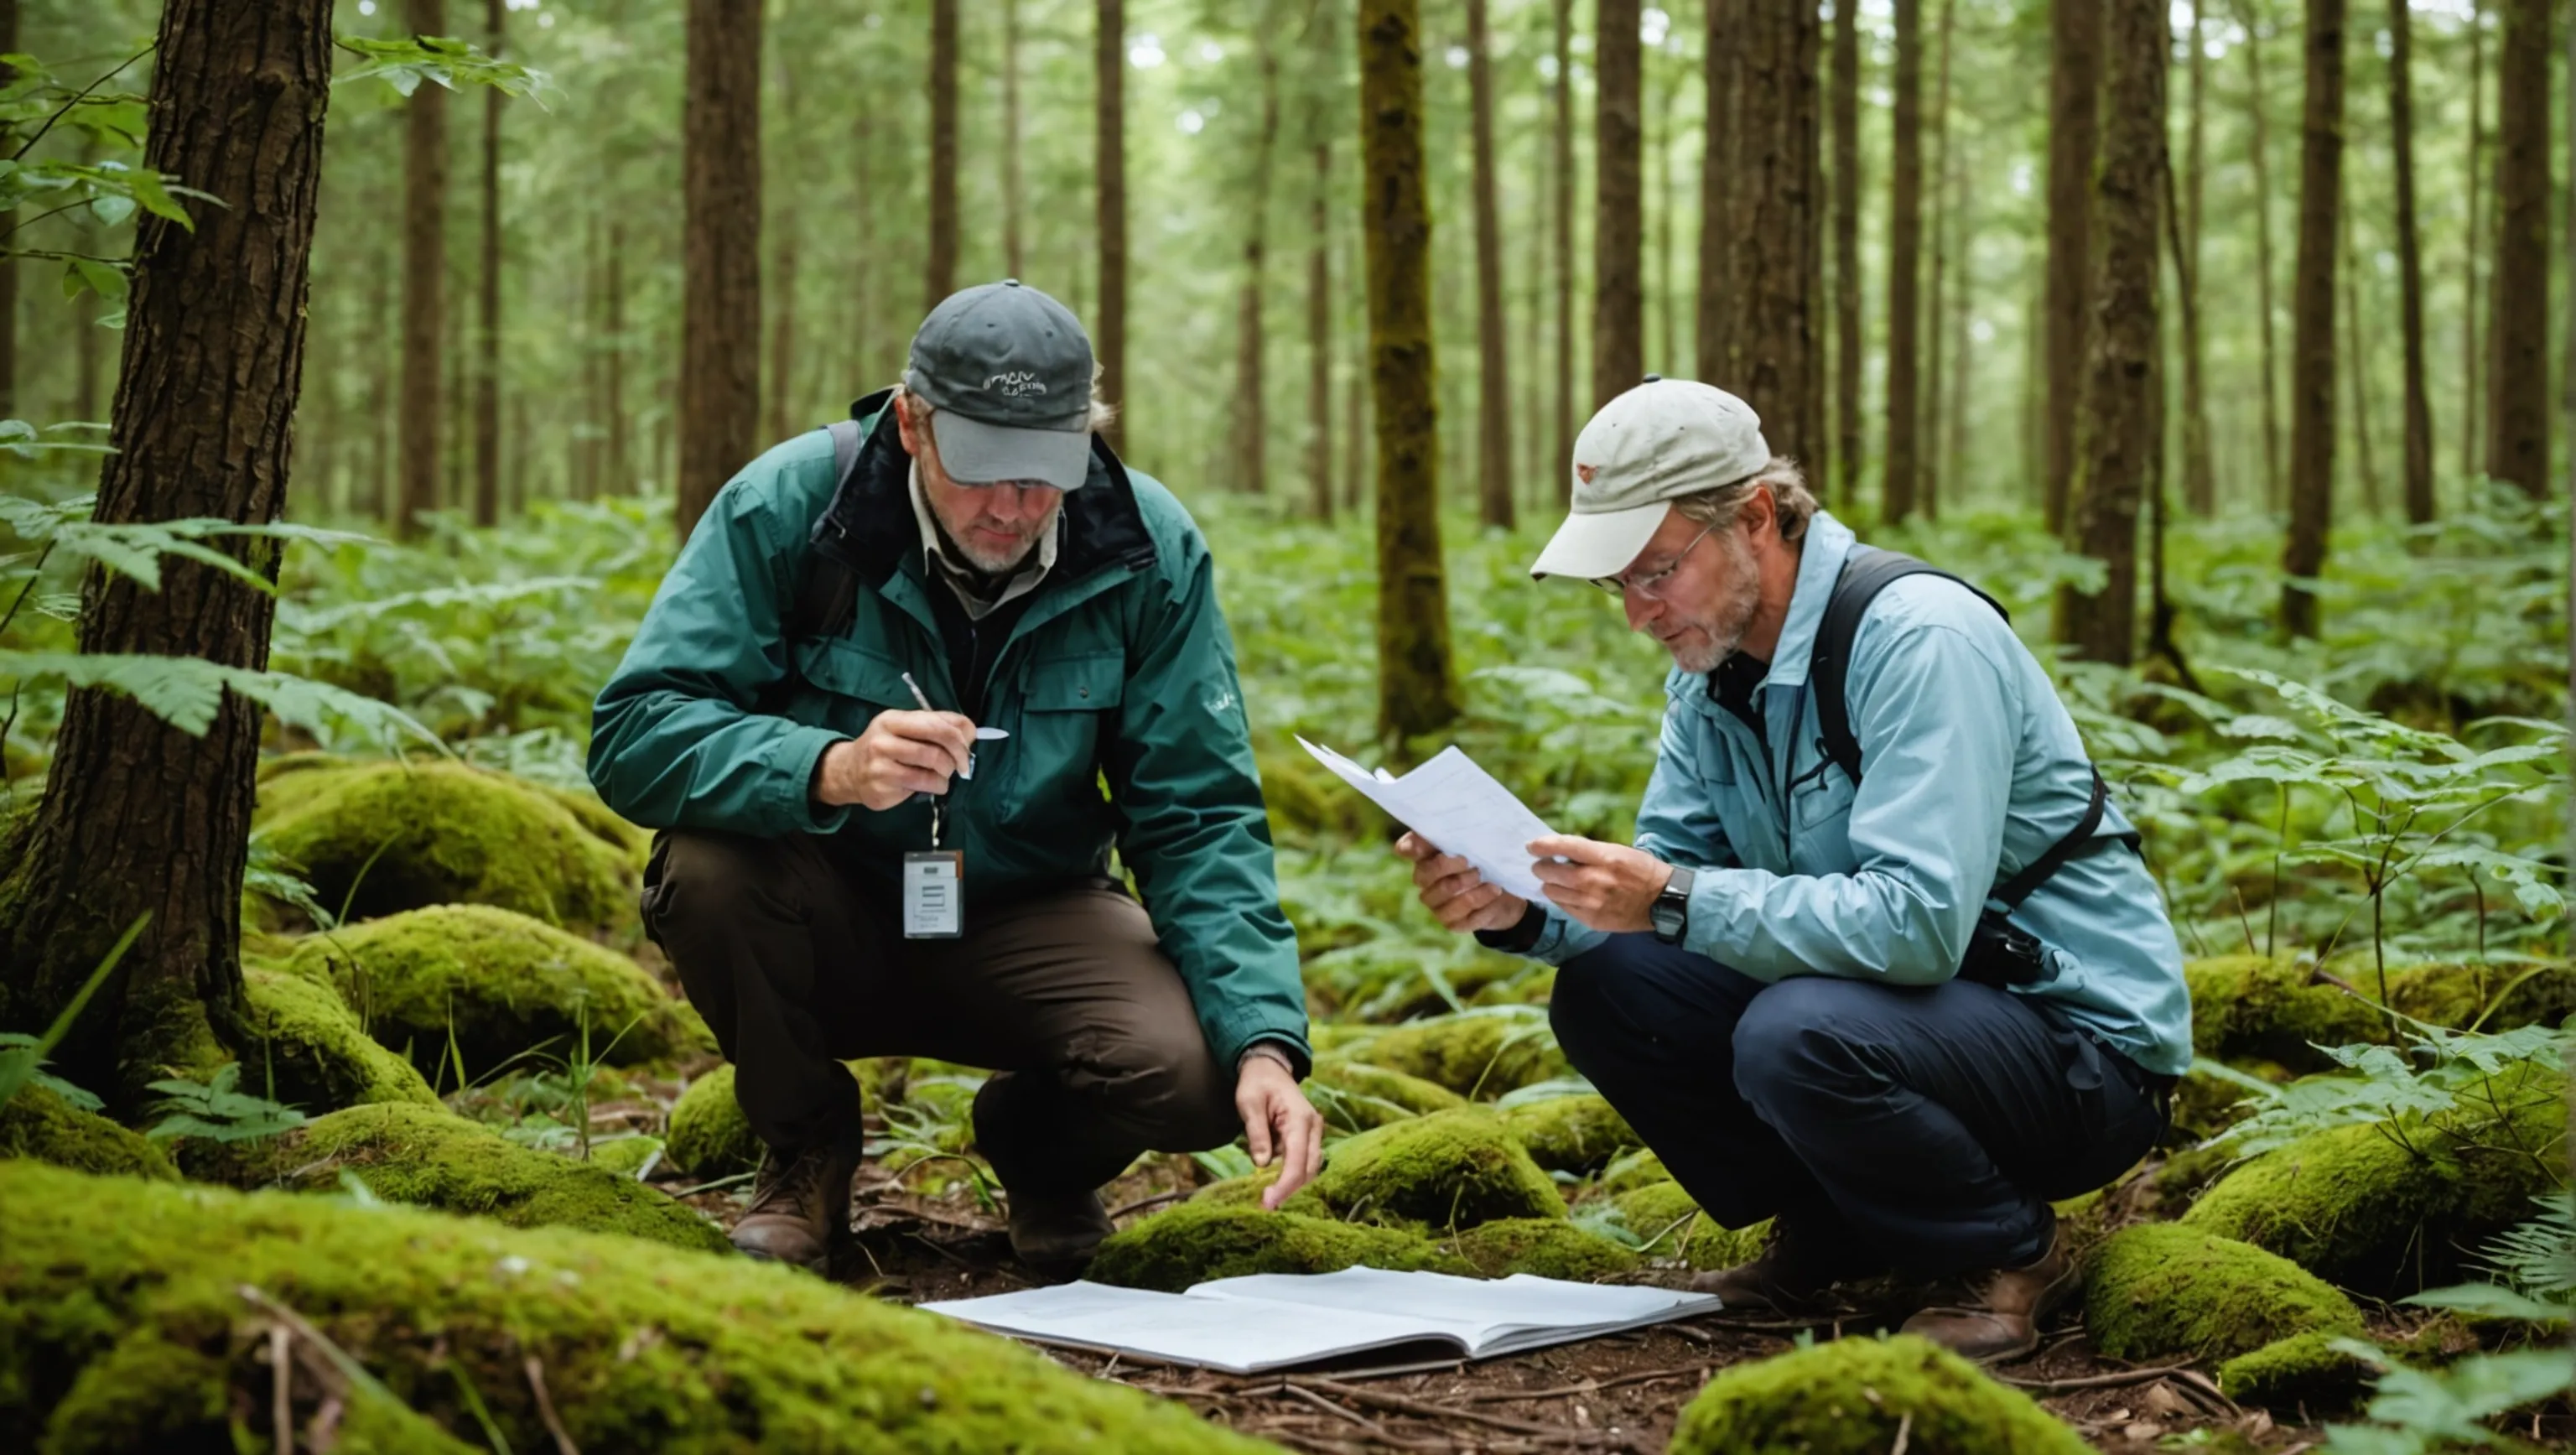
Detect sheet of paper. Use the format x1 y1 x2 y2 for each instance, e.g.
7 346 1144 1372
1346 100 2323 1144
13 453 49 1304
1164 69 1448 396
1296 738 1560 901
918 1281 1462 1375
1191 1269 1719 1347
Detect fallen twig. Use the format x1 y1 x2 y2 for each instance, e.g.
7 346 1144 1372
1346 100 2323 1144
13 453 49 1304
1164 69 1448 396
524 1354 579 1455
1280 1377 1614 1443
1455 1363 1715 1403
1280 1382 1446 1451
271 1322 293 1455
1998 1364 2191 1395
1108 1188 1192 1220
1889 1410 1913 1455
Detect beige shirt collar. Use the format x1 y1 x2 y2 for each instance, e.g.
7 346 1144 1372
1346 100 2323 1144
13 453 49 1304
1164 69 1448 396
907 460 1060 621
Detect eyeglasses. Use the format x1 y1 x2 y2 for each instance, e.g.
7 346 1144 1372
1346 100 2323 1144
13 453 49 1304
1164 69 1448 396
1590 524 1713 599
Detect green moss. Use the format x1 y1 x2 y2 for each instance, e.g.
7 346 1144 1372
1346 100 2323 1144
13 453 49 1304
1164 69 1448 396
2214 1330 2375 1411
661 1064 765 1178
242 967 442 1113
588 1135 664 1178
2186 955 2386 1073
1685 1214 1772 1271
1610 1181 1703 1253
2172 1058 2293 1141
1286 1108 1566 1231
2084 1224 2366 1364
1189 1167 1281 1208
1452 1217 1639 1281
282 905 713 1079
2179 1068 2568 1292
1303 1056 1467 1132
1498 1094 1639 1175
253 760 638 934
2386 962 2576 1036
1343 1011 1571 1099
0 1161 1270 1452
1598 1146 1670 1195
0 1083 175 1180
1088 1202 1472 1291
1668 1334 2094 1455
212 1101 730 1254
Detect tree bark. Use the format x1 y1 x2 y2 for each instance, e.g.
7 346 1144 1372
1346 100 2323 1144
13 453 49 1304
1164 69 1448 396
474 0 503 527
1230 20 1281 495
1945 151 1976 504
2459 0 2484 482
0 0 332 1106
1828 0 1860 507
1716 0 1824 470
606 222 626 495
2483 0 2549 497
2238 0 2284 512
2179 0 2216 515
0 1 21 420
1468 0 1512 528
1550 0 1576 502
1308 133 1335 522
927 0 958 309
2043 0 2102 536
397 0 449 539
1096 0 1127 450
1592 0 1643 408
1696 0 1738 384
676 0 761 541
2059 0 2163 664
1358 0 1457 744
2279 0 2344 637
2382 0 2432 524
1920 0 1958 522
764 52 800 446
1654 49 1678 373
1004 0 1024 282
2340 198 2380 517
1884 0 1925 524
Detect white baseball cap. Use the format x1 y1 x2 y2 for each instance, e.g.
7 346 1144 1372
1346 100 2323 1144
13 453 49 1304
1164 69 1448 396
1530 378 1773 579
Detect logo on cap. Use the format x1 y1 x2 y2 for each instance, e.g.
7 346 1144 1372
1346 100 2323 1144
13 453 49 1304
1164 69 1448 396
1576 463 1598 484
983 371 1048 398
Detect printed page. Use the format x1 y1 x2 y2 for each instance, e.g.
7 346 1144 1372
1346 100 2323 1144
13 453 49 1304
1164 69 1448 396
918 1281 1468 1375
1187 1269 1721 1354
1296 738 1560 901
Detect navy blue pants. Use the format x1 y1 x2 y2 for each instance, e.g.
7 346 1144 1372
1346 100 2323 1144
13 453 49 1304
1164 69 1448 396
1550 933 2167 1279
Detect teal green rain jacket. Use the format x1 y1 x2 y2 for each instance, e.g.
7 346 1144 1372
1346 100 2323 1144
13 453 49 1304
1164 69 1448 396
588 390 1311 1073
1509 511 2194 1076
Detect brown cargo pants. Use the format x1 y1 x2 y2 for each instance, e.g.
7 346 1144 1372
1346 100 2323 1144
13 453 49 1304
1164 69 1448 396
641 829 1242 1195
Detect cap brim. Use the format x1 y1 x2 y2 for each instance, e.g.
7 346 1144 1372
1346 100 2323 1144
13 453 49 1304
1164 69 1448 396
930 410 1093 491
1529 501 1670 580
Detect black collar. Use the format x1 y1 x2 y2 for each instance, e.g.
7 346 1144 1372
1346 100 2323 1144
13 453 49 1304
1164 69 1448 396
811 387 1156 588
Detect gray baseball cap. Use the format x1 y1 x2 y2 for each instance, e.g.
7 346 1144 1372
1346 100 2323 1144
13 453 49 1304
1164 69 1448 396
903 279 1096 491
1530 378 1772 579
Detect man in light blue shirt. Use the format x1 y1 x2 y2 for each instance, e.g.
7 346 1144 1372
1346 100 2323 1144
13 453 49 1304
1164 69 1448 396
1399 379 2192 1361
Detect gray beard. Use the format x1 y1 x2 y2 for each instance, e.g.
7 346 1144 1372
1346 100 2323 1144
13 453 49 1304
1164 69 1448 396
1664 538 1763 674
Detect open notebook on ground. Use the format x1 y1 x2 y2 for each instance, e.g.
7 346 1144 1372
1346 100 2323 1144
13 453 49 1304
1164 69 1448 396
919 1269 1722 1375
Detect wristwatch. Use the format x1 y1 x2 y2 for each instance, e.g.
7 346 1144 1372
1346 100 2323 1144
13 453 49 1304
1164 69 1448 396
1649 865 1696 945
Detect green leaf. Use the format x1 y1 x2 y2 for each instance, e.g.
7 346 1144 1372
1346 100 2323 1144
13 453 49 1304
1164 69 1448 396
2398 1282 2570 1323
122 167 190 230
63 257 124 303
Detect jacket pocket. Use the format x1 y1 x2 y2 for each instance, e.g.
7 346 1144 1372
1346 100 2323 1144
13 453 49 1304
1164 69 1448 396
1003 652 1126 820
788 638 917 734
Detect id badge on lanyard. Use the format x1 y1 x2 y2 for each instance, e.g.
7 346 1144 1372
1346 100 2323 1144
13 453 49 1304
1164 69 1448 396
903 796 963 938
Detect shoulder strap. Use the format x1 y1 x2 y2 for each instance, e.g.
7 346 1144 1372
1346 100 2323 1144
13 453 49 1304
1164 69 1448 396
1810 546 2005 786
784 421 868 643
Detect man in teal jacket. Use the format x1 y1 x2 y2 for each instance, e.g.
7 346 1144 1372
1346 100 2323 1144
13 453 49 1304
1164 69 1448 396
591 281 1320 1276
1400 379 2192 1360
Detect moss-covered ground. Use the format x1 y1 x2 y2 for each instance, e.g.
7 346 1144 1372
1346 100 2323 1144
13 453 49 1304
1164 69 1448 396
1667 1334 2096 1455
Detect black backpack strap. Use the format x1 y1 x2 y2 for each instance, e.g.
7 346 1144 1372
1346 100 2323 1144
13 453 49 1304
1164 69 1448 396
1992 767 2136 910
1810 547 2004 786
783 420 868 643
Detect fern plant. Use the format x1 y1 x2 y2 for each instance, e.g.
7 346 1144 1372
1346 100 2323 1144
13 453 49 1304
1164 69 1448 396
142 1064 306 1145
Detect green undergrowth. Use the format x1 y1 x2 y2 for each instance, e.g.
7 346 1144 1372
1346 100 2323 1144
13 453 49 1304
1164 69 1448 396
2212 1330 2377 1411
1604 1180 1770 1268
242 966 441 1113
282 903 713 1078
1498 1092 1639 1175
1449 1217 1639 1280
1667 1333 2094 1454
1088 1202 1472 1291
0 1082 175 1180
1332 1010 1570 1099
1281 1107 1566 1230
2083 1223 2367 1364
1301 1055 1466 1131
0 1160 1267 1452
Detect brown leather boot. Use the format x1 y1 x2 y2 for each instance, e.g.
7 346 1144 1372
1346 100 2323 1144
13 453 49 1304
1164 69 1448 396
1006 1187 1114 1282
1898 1223 2078 1362
1687 1226 1854 1317
729 1139 861 1271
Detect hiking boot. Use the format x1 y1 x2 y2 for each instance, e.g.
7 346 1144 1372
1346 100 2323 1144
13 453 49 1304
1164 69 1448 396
1006 1187 1114 1282
1898 1221 2079 1362
1687 1225 1856 1317
730 1138 862 1271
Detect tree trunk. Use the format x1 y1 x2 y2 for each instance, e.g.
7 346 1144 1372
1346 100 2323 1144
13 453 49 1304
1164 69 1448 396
1524 77 1549 498
1654 51 1677 373
852 91 879 389
1358 0 1457 744
765 54 799 446
397 0 449 539
2382 0 2432 524
1004 0 1024 282
1308 134 1334 521
1828 0 1860 507
1592 0 1642 408
1883 0 1925 524
579 217 601 500
0 0 332 1107
1231 21 1281 495
676 0 761 541
2179 0 2216 515
1550 0 1576 502
1716 0 1824 470
1468 0 1512 528
1920 0 1958 522
2239 0 2284 511
2483 0 2549 496
2164 146 2214 531
2059 0 2163 664
369 232 393 519
1696 0 1738 383
2279 0 2344 637
1945 167 1976 500
1096 0 1127 449
2459 0 2484 482
1345 281 1370 512
2042 0 2102 536
472 0 503 527
0 0 16 421
2340 198 2381 516
927 0 958 309
606 222 626 495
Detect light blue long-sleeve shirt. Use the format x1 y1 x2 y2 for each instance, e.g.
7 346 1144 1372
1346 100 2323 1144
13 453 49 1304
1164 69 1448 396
1511 511 2195 1077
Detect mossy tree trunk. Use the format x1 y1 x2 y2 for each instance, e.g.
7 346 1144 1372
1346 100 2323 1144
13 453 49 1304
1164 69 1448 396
2278 0 2343 637
1467 0 1511 529
1714 0 1824 471
0 0 334 1111
1358 0 1457 746
2042 0 2101 537
1591 0 1642 410
675 0 760 541
2482 0 2550 497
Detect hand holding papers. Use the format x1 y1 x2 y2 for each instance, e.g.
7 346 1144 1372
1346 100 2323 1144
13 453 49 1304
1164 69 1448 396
1296 738 1560 902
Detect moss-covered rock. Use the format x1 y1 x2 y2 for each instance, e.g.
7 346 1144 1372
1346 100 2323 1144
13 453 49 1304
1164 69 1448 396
208 1101 730 1254
283 905 714 1079
1600 1181 1770 1269
1303 1056 1467 1132
242 967 442 1113
0 1161 1270 1452
253 760 640 935
660 1063 766 1178
1088 1203 1472 1292
0 1083 175 1180
2213 1330 2375 1411
2084 1223 2366 1364
1498 1093 1639 1175
2186 956 2386 1072
2179 1068 2568 1292
1668 1334 2094 1455
1189 1167 1281 1208
1285 1108 1566 1231
2386 961 2576 1036
1599 1146 1670 1195
1343 1011 1571 1099
1685 1214 1770 1272
587 1135 664 1179
1451 1218 1639 1281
